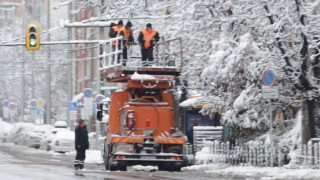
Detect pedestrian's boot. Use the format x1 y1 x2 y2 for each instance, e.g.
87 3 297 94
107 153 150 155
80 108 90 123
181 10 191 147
79 161 84 170
74 160 80 170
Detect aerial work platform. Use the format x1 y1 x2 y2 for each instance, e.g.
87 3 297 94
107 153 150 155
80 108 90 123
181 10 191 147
98 37 182 83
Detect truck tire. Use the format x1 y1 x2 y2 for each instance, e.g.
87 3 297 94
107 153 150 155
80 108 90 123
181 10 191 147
118 165 127 171
107 158 117 171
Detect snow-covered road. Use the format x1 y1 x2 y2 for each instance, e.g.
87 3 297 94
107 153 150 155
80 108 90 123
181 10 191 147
0 143 221 180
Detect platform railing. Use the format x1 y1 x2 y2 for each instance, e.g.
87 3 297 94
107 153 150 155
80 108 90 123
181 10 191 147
99 37 183 70
99 36 124 69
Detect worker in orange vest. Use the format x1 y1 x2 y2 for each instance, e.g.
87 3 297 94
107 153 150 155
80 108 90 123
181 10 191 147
138 23 160 66
109 20 123 40
118 21 134 66
109 20 123 63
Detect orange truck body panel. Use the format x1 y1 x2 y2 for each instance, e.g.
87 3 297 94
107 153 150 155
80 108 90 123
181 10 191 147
108 91 130 134
121 104 173 136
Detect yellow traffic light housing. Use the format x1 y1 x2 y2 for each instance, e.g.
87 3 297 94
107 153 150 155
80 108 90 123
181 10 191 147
26 22 40 50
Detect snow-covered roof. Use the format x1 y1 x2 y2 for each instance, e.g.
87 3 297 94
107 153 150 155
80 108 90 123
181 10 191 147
54 121 68 128
180 96 207 108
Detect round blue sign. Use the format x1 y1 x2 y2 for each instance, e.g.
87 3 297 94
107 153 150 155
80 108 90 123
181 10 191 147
262 70 276 87
95 95 105 104
2 100 9 107
83 88 92 97
30 99 37 107
9 102 15 110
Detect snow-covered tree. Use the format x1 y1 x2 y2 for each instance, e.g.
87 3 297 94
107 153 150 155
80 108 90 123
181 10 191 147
68 0 320 142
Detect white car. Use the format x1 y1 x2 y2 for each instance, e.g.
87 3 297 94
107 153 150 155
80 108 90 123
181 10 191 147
40 127 69 151
26 124 53 149
0 120 12 142
50 130 75 153
54 120 68 129
8 122 34 146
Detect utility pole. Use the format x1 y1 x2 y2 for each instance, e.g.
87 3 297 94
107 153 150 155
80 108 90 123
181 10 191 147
20 0 26 121
46 0 52 124
67 2 73 129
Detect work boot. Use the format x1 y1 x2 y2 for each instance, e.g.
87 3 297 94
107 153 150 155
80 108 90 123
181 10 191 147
79 161 84 170
74 160 80 170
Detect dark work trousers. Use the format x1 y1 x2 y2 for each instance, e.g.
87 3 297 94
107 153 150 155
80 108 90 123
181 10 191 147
112 46 121 64
123 46 128 66
75 149 86 169
141 47 154 63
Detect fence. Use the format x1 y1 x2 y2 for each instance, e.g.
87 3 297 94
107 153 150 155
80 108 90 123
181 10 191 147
193 126 223 152
201 139 320 167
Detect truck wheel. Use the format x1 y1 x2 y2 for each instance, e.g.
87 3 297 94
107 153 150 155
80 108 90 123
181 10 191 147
158 164 168 171
118 165 127 171
107 159 117 171
173 167 181 172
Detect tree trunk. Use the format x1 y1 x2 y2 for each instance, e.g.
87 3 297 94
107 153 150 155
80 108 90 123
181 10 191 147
302 100 316 144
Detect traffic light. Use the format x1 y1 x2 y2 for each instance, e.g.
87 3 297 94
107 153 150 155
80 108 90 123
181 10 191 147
96 103 103 121
26 21 40 50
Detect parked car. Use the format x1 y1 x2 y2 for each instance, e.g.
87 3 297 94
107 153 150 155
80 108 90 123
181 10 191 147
50 130 75 153
8 122 34 146
0 120 12 142
40 128 69 151
54 121 68 129
26 124 53 149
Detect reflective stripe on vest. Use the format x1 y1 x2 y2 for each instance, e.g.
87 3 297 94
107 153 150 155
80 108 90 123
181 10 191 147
141 29 157 49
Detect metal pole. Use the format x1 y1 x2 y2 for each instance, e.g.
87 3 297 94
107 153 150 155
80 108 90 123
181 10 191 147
67 61 72 128
32 52 35 99
67 2 72 129
269 99 274 167
46 0 51 124
96 42 101 149
21 54 25 121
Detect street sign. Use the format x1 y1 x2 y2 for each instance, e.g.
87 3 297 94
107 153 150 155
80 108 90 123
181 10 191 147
262 86 279 99
69 111 77 120
30 99 37 108
83 88 92 97
262 69 277 87
2 100 9 107
69 101 78 111
95 94 105 104
37 99 45 108
2 100 9 119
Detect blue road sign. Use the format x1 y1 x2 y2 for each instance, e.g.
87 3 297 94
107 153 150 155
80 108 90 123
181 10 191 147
2 100 9 107
69 101 78 111
95 94 105 104
30 99 37 107
83 88 92 97
262 69 276 87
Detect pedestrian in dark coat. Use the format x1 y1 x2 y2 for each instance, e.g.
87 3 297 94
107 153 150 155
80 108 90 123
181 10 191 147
138 23 160 66
74 119 89 170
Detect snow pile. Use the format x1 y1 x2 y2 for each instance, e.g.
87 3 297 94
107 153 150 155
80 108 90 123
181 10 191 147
130 72 156 80
195 147 225 164
205 166 320 180
0 119 12 142
131 165 158 172
84 150 104 164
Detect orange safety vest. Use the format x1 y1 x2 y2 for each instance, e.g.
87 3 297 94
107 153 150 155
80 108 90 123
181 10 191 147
112 26 121 46
141 29 157 49
118 27 131 41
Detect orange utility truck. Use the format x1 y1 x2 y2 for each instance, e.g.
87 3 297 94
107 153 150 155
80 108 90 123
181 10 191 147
99 66 189 171
97 47 190 171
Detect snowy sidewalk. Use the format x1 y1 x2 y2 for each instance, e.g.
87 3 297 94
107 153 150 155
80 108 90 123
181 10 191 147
183 164 320 180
